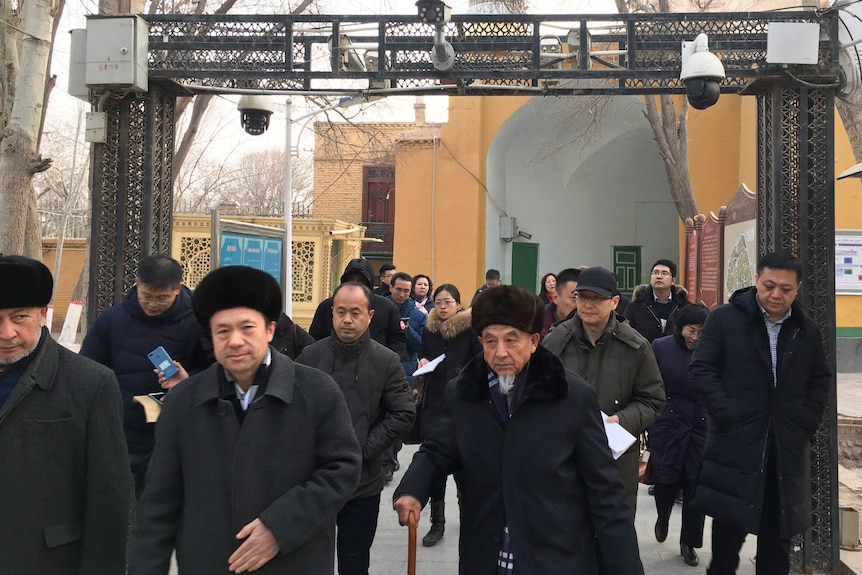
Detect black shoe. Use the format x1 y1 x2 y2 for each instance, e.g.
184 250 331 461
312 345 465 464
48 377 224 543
654 516 669 543
383 469 394 484
422 502 446 547
680 544 699 566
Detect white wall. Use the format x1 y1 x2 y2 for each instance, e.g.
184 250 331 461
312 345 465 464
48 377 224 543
484 93 680 285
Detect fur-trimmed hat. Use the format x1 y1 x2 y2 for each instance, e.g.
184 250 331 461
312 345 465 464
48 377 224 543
472 284 544 335
0 255 53 309
193 266 282 327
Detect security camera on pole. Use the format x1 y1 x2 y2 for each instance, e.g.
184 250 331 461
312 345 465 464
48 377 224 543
416 0 455 72
679 34 726 110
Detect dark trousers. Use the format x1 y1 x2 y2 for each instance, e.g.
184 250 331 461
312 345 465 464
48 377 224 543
383 440 402 471
429 472 447 503
707 444 790 575
655 473 705 548
337 494 381 575
129 447 153 500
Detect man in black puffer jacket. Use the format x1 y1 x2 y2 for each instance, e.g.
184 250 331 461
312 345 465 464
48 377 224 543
689 251 830 575
309 258 407 360
298 282 415 575
80 255 213 499
625 258 690 342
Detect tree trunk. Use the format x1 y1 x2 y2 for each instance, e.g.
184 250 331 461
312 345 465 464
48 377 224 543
0 0 54 256
643 94 699 221
837 99 862 163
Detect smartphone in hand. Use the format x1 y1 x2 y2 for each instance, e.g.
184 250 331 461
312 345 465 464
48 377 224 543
148 346 179 380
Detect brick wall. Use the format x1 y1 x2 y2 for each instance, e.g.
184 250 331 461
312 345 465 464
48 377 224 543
312 122 411 221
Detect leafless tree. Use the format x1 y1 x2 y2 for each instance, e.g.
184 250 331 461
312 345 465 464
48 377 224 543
0 0 62 256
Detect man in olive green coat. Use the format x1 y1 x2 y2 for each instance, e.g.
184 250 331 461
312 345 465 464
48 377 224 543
543 266 665 515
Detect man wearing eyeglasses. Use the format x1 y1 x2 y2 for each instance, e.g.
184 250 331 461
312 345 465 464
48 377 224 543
542 266 665 516
81 254 213 500
625 259 691 343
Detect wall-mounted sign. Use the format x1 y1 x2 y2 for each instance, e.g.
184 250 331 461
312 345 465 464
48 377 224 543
836 231 862 295
212 213 285 291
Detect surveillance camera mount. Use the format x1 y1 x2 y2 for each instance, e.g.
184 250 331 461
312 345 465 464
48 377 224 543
432 38 455 72
680 34 725 82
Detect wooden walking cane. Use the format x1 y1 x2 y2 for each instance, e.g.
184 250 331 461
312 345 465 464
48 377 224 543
407 509 418 575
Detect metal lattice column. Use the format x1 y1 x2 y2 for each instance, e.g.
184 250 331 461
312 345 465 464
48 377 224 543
755 84 838 574
88 85 177 325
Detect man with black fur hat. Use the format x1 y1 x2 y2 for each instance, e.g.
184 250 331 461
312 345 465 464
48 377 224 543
0 255 132 575
130 265 362 575
308 258 406 360
393 285 644 575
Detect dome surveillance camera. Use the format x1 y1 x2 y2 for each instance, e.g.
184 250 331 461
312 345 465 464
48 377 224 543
237 95 275 136
680 34 726 110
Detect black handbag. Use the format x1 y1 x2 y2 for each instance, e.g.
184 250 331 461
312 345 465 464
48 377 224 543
404 375 426 445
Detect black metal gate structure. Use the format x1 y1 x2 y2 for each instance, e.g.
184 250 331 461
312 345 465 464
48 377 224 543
89 9 842 571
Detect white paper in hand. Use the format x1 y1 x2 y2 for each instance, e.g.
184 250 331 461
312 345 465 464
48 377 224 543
600 411 638 460
413 354 446 377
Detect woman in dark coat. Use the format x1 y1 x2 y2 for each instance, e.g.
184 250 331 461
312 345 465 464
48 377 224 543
416 283 482 547
538 272 557 305
648 304 709 567
412 274 434 312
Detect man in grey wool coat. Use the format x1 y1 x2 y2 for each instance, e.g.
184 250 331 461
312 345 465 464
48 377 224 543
0 254 132 574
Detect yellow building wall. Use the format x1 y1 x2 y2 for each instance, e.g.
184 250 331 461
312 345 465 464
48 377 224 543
834 106 862 330
393 96 529 298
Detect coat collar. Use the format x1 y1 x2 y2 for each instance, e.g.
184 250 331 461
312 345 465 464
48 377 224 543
556 313 645 350
0 331 56 423
457 344 568 402
425 307 473 339
13 327 54 391
729 286 806 328
195 347 296 406
631 283 688 305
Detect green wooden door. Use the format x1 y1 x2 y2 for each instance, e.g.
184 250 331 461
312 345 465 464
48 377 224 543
613 246 641 298
511 242 539 293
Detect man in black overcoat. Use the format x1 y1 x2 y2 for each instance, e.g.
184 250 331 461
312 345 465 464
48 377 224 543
130 266 361 574
393 285 644 575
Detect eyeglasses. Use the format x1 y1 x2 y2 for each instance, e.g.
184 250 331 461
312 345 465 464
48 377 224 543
576 294 613 305
651 270 672 277
138 293 174 305
434 298 457 307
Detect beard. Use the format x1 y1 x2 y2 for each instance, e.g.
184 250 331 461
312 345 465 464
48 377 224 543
498 374 516 395
0 340 39 367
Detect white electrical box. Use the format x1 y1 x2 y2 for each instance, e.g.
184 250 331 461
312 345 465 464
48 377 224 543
68 29 89 101
85 112 108 143
767 22 820 65
499 216 517 240
85 16 148 91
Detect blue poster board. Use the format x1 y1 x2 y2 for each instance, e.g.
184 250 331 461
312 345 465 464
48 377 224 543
263 240 282 281
219 231 283 285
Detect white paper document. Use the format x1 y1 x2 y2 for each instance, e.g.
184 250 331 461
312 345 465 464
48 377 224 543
412 354 446 377
600 411 638 460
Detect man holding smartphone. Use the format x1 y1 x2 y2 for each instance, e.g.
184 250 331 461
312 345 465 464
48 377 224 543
80 254 213 500
384 272 427 482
